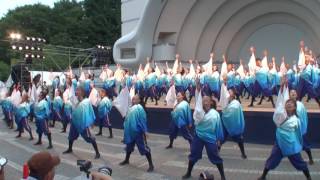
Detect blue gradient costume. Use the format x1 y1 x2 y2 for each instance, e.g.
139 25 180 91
123 104 150 154
15 102 32 136
0 98 14 126
68 98 96 143
221 99 245 143
144 73 157 98
96 97 112 127
52 96 63 122
168 100 193 145
264 115 308 171
34 99 51 136
103 78 117 99
189 109 224 164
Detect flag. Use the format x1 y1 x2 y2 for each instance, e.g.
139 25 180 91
166 85 177 107
248 53 256 76
261 56 268 70
219 83 230 109
236 64 245 78
273 85 289 126
298 49 305 69
193 89 205 124
202 57 213 74
113 87 131 118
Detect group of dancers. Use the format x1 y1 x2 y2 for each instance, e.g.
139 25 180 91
0 40 317 179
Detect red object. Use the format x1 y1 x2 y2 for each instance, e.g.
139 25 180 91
22 163 29 179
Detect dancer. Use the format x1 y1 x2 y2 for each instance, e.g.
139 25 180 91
34 91 53 149
63 87 101 159
15 93 33 140
119 95 154 172
52 89 63 128
289 89 314 164
183 95 225 180
220 88 247 159
258 89 311 180
166 92 193 149
96 89 113 138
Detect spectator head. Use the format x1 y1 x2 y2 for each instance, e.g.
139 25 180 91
28 152 60 180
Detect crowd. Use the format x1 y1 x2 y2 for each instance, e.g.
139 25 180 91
0 40 317 180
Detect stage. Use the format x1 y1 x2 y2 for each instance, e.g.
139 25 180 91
109 97 320 146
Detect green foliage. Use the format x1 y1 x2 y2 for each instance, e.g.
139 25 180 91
0 0 121 70
0 60 11 81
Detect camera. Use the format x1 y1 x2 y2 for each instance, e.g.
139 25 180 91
77 160 92 178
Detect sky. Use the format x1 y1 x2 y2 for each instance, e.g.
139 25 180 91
0 0 60 18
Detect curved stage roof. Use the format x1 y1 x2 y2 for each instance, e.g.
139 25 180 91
114 0 320 68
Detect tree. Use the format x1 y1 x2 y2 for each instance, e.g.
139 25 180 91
83 0 121 46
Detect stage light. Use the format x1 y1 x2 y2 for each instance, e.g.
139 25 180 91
25 46 29 50
12 45 17 50
10 32 22 40
97 45 101 49
36 54 41 58
26 37 30 41
31 37 36 41
16 34 21 40
101 46 105 49
31 54 35 58
37 47 41 51
42 56 46 59
31 47 35 50
25 54 29 58
43 39 46 43
18 46 23 51
38 38 42 42
10 33 15 39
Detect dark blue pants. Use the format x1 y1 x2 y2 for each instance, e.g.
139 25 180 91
169 122 193 143
35 119 50 136
303 135 311 151
189 135 223 164
125 133 150 155
68 125 95 143
298 78 317 99
17 117 32 134
265 143 308 171
96 115 111 128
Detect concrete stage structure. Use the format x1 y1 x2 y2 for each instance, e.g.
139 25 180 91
114 0 320 68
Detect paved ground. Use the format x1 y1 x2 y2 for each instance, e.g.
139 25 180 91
0 117 320 180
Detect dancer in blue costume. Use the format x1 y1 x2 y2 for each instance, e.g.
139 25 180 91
221 89 247 159
63 87 101 159
83 74 92 97
34 91 53 149
249 58 275 107
290 89 314 165
103 74 117 100
61 77 73 133
174 68 186 94
52 89 63 128
182 96 225 180
166 92 193 149
297 57 320 107
258 98 311 180
208 65 220 99
95 89 113 138
15 93 33 140
119 95 154 172
144 68 158 105
0 93 14 129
